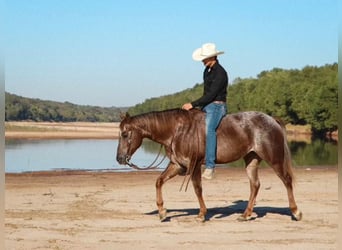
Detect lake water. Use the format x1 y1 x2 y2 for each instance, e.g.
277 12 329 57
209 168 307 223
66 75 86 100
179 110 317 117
5 138 338 173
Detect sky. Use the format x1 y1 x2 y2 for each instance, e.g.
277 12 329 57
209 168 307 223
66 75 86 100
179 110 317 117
5 0 338 107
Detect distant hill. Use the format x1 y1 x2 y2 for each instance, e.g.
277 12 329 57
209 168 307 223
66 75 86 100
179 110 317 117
5 92 129 122
127 83 204 115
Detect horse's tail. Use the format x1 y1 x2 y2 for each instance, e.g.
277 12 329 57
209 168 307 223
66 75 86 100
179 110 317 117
283 131 295 183
274 117 295 183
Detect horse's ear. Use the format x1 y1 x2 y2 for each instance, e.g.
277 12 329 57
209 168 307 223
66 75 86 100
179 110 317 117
120 112 130 121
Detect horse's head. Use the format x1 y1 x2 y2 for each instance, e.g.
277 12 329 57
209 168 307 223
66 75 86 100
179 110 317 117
116 113 144 165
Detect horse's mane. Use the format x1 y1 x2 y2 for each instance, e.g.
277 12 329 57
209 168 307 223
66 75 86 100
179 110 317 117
130 108 203 135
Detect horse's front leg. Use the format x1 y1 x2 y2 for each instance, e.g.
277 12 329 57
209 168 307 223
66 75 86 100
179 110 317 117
191 163 207 222
156 162 184 221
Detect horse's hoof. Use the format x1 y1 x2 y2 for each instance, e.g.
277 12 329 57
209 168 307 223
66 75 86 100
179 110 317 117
292 210 303 221
237 215 251 221
196 215 206 223
159 208 167 222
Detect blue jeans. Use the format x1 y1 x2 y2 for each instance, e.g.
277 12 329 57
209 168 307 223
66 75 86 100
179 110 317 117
203 103 227 169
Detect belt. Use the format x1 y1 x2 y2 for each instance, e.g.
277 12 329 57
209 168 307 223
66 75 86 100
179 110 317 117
213 101 226 104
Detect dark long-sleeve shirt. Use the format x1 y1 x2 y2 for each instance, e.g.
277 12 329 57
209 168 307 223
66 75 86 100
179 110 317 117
191 61 228 108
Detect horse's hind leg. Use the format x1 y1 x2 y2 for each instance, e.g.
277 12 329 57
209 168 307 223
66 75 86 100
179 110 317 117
156 162 185 221
238 152 261 221
272 163 302 221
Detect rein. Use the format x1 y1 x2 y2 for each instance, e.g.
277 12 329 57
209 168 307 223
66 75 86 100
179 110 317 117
179 124 200 192
125 144 166 170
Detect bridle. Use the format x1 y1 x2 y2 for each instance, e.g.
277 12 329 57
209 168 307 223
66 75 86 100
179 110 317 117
126 144 166 170
120 130 167 170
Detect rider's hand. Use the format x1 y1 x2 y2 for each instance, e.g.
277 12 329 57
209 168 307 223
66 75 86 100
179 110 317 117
182 103 193 110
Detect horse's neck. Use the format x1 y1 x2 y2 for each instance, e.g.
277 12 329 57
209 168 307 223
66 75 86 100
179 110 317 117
137 114 176 146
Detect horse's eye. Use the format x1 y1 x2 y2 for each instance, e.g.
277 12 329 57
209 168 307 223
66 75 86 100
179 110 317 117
121 131 128 138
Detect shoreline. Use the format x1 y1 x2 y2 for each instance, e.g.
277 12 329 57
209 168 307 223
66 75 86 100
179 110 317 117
5 121 120 139
5 164 337 175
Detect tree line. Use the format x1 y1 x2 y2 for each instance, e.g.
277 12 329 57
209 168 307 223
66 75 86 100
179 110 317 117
5 63 337 135
128 63 337 135
5 92 127 122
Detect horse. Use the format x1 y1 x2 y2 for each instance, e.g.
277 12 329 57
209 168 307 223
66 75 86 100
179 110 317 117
116 108 302 222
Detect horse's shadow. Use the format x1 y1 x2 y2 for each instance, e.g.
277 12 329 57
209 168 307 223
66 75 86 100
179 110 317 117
145 200 293 222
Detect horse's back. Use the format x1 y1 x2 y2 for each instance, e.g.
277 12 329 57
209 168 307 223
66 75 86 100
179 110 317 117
215 111 285 164
168 109 286 164
187 109 284 142
219 111 283 135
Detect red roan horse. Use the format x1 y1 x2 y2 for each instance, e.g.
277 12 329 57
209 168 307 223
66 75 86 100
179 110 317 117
116 109 302 222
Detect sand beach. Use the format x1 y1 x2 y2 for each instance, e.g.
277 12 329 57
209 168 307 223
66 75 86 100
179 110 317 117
5 167 338 249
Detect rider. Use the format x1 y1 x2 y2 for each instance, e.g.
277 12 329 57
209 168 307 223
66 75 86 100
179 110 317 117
182 43 228 180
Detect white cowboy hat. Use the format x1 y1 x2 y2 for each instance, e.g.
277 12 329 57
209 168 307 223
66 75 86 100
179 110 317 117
192 43 224 61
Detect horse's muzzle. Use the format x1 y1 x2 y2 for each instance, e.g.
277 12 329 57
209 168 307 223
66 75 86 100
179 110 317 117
116 154 131 165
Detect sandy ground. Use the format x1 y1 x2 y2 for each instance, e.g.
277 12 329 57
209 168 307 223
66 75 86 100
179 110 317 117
5 167 338 250
5 122 120 139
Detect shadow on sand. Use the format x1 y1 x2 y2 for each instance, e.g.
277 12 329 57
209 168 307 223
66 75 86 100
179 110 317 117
145 200 293 222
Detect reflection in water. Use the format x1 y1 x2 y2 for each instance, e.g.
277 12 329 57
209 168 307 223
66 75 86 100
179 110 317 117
6 140 120 173
5 138 337 173
289 139 338 166
5 139 171 173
